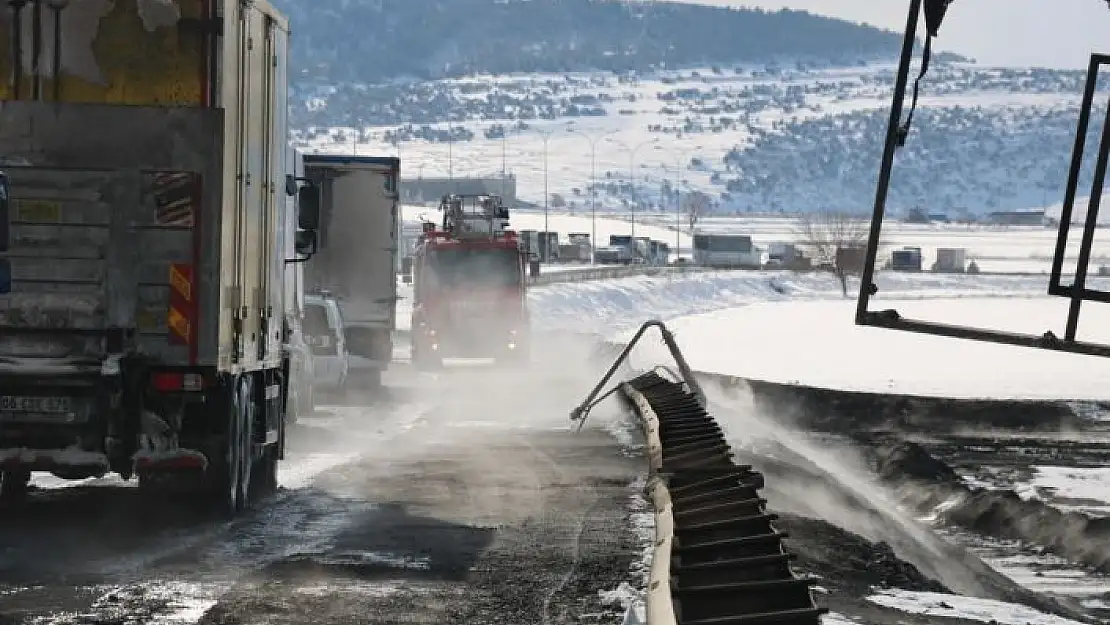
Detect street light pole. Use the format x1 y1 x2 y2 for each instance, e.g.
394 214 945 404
656 144 702 263
606 137 658 241
567 129 617 264
535 129 554 262
501 129 508 198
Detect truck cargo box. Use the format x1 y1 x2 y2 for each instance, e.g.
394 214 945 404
302 155 399 373
0 1 292 373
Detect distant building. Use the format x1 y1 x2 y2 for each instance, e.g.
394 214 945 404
985 208 1045 226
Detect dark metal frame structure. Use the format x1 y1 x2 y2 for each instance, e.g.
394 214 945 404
856 0 1110 359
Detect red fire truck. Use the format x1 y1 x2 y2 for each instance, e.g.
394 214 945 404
410 194 530 368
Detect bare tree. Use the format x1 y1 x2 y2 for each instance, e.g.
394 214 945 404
794 210 870 297
684 191 711 234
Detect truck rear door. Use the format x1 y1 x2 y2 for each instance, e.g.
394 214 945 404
0 168 200 371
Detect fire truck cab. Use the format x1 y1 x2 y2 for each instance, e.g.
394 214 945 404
411 194 530 368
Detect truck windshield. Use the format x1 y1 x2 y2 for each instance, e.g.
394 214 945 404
609 236 632 245
427 248 521 288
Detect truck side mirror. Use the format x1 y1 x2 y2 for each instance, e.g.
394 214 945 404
294 229 317 256
298 184 321 231
285 174 298 197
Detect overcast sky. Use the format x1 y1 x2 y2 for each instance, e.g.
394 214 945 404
673 0 1109 68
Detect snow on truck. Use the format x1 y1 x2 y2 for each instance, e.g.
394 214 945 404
410 195 530 368
301 155 400 389
0 1 322 515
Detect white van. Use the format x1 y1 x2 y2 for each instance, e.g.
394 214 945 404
303 293 350 392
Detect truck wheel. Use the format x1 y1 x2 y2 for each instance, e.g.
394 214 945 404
251 446 279 499
0 470 29 501
235 377 256 511
213 376 252 517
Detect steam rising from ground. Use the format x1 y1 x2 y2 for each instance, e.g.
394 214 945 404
698 378 1031 599
305 331 631 489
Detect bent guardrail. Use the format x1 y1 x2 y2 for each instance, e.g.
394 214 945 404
573 321 826 625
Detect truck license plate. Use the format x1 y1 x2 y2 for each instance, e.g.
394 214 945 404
0 395 72 414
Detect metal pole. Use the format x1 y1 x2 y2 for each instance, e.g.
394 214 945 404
591 143 597 264
501 132 507 197
629 151 636 240
675 159 681 261
543 133 550 261
855 0 922 324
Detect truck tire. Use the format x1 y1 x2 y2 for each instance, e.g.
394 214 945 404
235 376 256 511
251 446 279 499
212 375 253 517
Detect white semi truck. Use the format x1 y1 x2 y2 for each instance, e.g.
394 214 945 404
302 155 400 389
0 0 320 516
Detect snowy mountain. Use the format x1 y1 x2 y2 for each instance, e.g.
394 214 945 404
272 0 920 86
275 1 1103 218
296 61 1110 218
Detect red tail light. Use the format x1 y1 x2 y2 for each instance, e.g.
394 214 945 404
150 372 205 392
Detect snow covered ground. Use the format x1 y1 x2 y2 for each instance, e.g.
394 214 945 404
867 589 1088 625
620 298 1110 400
299 63 1110 218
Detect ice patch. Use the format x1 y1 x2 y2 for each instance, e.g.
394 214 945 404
1021 466 1110 516
294 580 403 598
821 613 860 625
868 589 1088 625
279 452 360 489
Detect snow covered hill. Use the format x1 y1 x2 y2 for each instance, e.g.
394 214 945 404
298 63 1109 220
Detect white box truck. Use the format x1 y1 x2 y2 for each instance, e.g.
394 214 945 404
302 155 400 389
0 0 321 516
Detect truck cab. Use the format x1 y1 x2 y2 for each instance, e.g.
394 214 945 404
411 195 529 368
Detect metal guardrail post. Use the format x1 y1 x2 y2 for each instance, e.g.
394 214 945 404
569 320 705 430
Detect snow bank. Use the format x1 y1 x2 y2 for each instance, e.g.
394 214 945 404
867 589 1088 625
530 269 1072 336
1017 466 1110 517
619 298 1110 400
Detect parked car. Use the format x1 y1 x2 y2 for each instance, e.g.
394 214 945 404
303 293 350 394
